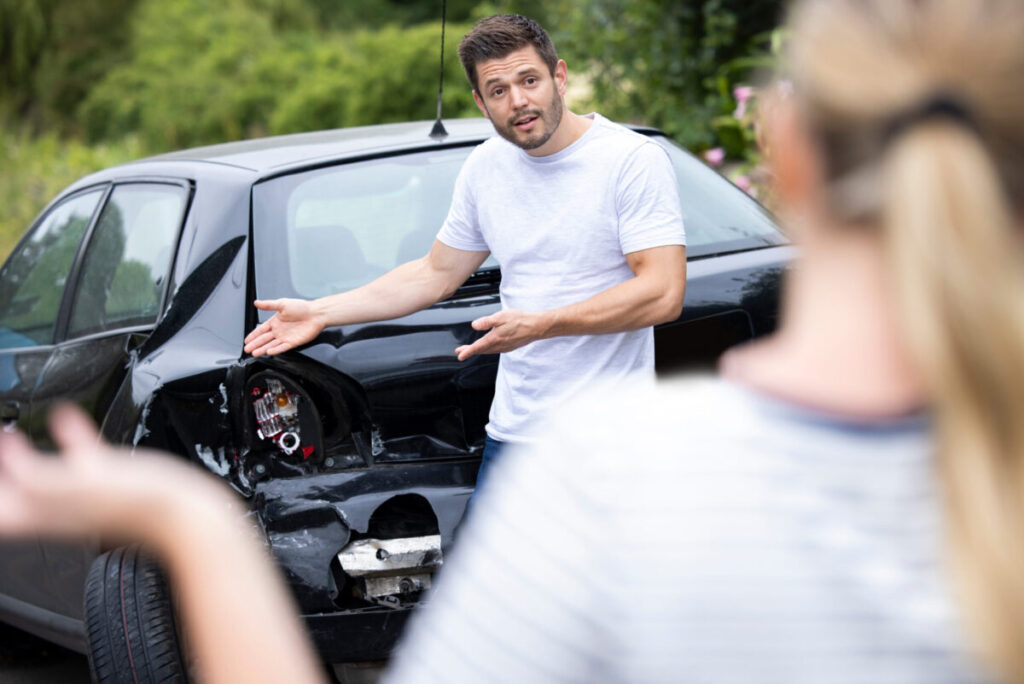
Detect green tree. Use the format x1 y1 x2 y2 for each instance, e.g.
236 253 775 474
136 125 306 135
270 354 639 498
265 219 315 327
552 0 783 149
298 0 478 30
269 22 478 135
0 0 139 132
78 0 481 150
78 0 280 149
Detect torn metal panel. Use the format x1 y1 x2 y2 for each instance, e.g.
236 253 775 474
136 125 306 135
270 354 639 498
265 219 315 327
338 535 442 605
255 462 475 613
337 535 443 578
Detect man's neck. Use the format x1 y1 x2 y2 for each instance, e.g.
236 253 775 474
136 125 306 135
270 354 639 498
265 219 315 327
526 111 593 157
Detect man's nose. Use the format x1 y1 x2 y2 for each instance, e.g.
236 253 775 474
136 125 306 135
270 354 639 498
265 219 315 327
510 85 529 109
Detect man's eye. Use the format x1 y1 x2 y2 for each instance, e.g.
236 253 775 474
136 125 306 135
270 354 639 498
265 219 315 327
492 88 504 97
525 77 537 85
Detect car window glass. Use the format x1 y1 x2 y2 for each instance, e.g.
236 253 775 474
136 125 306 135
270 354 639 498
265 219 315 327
0 190 103 349
69 184 187 338
650 136 783 254
254 135 784 301
256 146 496 299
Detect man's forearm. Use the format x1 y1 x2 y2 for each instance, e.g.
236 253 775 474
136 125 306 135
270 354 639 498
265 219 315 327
541 271 684 338
311 257 458 328
455 246 685 361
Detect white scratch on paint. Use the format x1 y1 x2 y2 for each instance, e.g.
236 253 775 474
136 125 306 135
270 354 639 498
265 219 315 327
195 444 230 476
217 383 229 415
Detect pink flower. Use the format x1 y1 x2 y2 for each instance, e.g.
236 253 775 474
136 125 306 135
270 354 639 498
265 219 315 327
733 85 755 119
733 174 752 193
702 147 725 166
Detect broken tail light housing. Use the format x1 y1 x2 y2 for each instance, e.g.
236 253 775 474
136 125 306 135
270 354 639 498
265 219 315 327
246 371 324 478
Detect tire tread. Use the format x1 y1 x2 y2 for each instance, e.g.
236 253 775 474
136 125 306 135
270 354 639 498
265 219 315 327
84 546 188 683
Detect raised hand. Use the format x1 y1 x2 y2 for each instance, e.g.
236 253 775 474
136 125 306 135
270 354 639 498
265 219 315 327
455 309 550 361
0 404 233 542
243 298 325 357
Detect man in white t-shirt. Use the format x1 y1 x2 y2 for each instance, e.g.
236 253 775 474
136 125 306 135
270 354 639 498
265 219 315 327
243 14 686 487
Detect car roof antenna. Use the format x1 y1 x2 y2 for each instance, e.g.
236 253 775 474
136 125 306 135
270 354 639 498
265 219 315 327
429 0 449 140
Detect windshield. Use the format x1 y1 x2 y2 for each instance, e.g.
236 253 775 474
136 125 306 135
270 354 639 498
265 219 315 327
253 135 784 300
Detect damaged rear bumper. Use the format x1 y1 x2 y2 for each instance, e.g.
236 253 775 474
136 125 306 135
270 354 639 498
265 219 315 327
304 606 413 662
254 458 478 661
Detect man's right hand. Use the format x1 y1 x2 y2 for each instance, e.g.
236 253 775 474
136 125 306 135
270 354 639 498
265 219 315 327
244 299 325 357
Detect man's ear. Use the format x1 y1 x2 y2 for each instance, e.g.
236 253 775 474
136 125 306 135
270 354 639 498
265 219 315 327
554 59 568 96
472 90 490 119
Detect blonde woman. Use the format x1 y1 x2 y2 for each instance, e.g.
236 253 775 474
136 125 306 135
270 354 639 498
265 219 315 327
384 0 1024 682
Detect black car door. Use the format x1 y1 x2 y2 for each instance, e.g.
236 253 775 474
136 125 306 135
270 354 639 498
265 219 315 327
0 187 106 614
24 180 192 620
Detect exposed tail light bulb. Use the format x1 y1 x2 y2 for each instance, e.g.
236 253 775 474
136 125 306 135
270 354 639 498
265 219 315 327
253 378 305 456
246 371 324 472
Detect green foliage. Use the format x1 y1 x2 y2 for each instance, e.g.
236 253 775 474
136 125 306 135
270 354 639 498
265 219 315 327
470 0 551 24
269 23 478 135
300 0 478 29
1 0 788 265
553 0 783 150
0 129 143 260
0 0 139 132
78 0 477 150
78 0 279 149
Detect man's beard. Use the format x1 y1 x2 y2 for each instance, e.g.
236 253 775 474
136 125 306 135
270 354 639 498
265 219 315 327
491 89 564 151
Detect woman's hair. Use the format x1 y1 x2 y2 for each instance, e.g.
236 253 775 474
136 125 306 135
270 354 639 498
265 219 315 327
786 0 1024 679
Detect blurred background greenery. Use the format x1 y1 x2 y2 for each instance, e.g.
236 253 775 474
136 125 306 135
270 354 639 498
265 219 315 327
0 0 783 257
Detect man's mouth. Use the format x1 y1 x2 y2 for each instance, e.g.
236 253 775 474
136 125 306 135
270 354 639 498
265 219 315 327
512 114 539 130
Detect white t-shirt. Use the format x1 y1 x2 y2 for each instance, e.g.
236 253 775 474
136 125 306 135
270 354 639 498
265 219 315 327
384 377 987 684
437 113 686 442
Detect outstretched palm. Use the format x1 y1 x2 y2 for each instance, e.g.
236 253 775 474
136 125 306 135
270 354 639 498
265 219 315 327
243 299 324 357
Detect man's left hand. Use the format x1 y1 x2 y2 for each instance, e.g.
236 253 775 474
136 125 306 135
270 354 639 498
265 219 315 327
455 309 550 361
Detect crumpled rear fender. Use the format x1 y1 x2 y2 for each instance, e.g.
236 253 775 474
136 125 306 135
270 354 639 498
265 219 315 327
254 461 476 612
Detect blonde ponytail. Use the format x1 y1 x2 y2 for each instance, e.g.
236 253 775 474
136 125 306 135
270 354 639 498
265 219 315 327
884 120 1024 680
787 0 1024 679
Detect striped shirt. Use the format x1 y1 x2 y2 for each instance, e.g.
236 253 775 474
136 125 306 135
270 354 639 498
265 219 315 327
384 377 989 684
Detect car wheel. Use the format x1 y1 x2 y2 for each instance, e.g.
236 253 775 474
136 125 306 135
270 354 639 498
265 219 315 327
84 546 189 683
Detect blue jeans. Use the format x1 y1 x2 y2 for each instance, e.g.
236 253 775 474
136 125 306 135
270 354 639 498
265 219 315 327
472 435 508 502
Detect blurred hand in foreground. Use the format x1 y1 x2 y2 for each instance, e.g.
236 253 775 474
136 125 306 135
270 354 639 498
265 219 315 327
0 404 326 684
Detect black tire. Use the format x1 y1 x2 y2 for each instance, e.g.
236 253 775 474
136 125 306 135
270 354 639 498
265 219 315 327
84 546 189 683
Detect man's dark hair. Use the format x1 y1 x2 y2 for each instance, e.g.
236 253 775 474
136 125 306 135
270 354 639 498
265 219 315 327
458 14 558 93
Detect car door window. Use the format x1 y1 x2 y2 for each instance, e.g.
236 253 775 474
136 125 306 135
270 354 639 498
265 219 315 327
69 183 188 337
0 190 104 349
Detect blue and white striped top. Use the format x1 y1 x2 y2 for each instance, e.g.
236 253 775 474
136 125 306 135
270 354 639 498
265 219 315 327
384 377 990 684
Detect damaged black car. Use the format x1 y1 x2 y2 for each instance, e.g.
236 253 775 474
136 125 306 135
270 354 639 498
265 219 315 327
0 119 791 680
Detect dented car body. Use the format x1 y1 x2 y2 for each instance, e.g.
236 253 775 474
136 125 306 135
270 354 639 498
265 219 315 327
0 119 791 663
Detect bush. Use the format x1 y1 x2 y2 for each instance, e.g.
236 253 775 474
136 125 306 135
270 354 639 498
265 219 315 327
553 0 783 151
78 0 280 150
269 23 478 135
77 0 479 151
0 129 143 259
